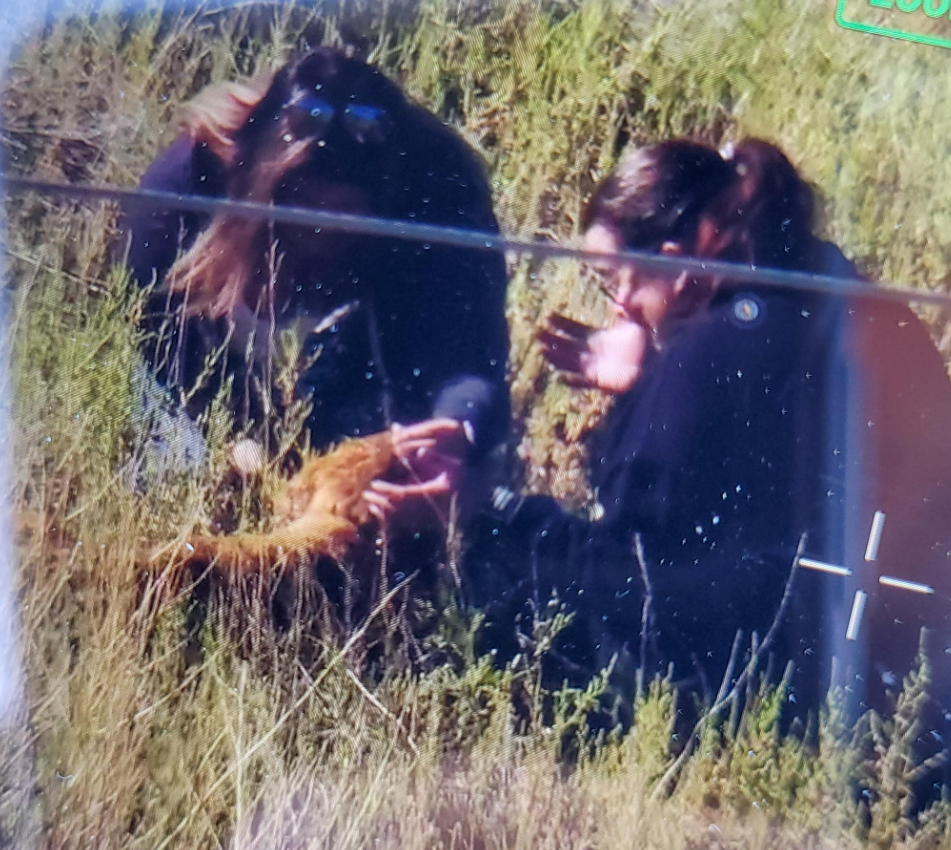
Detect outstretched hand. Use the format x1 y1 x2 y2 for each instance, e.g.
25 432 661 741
538 313 653 396
362 417 471 525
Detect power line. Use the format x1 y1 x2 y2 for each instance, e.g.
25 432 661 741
4 174 951 310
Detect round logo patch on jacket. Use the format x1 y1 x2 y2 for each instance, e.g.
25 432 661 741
730 293 766 329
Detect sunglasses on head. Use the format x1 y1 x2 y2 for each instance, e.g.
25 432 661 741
286 93 393 144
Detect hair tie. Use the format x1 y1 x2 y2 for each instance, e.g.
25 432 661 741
719 142 748 176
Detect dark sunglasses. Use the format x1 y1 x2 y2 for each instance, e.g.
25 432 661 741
286 94 393 144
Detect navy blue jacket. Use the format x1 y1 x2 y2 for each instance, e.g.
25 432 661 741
117 129 510 459
474 248 951 735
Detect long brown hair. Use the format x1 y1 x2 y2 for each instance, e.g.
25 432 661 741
180 73 275 168
163 48 411 319
164 70 288 318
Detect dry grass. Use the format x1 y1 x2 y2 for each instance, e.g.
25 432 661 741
3 1 951 848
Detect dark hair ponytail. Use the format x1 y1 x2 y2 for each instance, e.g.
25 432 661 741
696 138 818 271
585 137 821 273
582 140 734 250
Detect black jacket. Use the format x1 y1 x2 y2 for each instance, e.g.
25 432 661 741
475 249 951 733
116 130 511 459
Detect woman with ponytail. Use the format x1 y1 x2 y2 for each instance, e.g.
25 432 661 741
473 140 951 783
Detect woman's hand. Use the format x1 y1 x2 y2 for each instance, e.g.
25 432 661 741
362 417 471 524
538 313 653 395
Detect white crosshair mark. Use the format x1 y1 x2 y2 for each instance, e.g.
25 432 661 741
796 510 936 642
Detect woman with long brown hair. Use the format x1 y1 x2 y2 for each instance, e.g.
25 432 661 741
116 47 513 631
117 47 510 517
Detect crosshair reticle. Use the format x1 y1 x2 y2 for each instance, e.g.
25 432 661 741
798 510 937 642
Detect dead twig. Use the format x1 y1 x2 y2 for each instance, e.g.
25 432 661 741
650 533 806 800
153 575 414 850
343 665 419 757
634 532 655 703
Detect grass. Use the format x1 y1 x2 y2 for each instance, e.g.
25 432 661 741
4 0 951 848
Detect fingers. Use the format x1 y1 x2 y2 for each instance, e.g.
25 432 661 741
610 299 631 320
537 328 585 375
537 313 605 378
392 436 439 459
363 489 394 522
561 372 600 390
392 418 464 443
400 446 464 471
362 472 453 522
537 320 581 346
536 324 583 349
598 280 626 312
370 472 451 498
543 312 597 339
